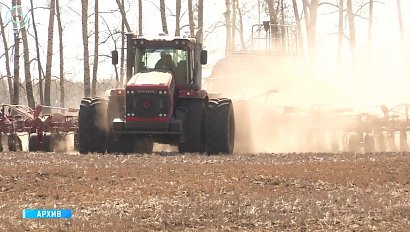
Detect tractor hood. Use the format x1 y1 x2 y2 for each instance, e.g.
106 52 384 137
127 71 173 89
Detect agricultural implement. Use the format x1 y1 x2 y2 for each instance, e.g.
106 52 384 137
0 104 78 152
77 32 235 154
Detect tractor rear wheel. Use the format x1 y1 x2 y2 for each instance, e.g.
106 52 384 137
78 98 107 154
205 98 235 155
178 99 206 153
29 134 39 151
42 133 54 152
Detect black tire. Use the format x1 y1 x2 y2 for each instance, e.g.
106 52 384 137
42 133 54 152
206 98 235 155
29 134 39 152
78 98 107 154
364 134 375 153
8 134 22 152
348 133 361 153
178 99 206 153
106 96 126 154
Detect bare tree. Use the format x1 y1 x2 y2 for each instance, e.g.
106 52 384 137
347 0 356 52
56 0 65 107
231 0 237 52
225 0 232 55
30 0 44 105
120 0 125 86
175 0 181 36
291 0 303 54
237 1 246 49
81 0 91 97
12 0 21 105
92 0 99 97
160 0 168 34
21 26 35 108
138 0 143 35
115 0 131 32
188 0 195 37
368 0 373 44
0 13 13 103
198 0 204 42
396 0 404 43
337 0 344 76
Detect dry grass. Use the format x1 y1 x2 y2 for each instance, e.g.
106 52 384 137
0 151 409 231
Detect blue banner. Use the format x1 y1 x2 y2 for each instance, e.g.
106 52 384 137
23 209 72 219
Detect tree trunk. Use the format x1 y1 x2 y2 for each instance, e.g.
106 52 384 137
188 0 195 37
115 0 132 32
397 0 404 43
138 0 143 35
56 0 65 107
231 0 236 52
160 0 168 34
368 0 373 44
225 0 232 55
302 0 309 40
120 0 125 86
198 0 204 42
21 26 35 109
92 0 99 97
237 1 246 50
291 0 303 55
175 0 181 36
0 13 13 103
30 0 44 105
81 0 91 97
337 0 344 78
12 0 21 105
347 0 356 52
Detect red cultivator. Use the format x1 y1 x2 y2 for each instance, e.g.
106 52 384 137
0 104 78 152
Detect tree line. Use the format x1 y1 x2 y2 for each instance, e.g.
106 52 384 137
0 0 407 109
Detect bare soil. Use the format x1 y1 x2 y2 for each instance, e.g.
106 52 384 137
0 151 409 231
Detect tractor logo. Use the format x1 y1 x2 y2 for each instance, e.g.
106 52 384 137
142 100 151 109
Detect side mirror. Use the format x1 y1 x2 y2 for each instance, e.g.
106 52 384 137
112 50 118 65
200 50 208 65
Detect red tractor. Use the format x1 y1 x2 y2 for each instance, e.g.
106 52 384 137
78 34 235 154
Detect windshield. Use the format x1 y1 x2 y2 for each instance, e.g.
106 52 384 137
135 48 190 85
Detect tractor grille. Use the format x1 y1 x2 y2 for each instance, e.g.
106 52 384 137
126 92 169 119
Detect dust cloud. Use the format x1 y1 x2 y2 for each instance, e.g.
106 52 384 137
204 46 410 153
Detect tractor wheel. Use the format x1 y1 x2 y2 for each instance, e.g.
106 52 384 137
106 135 135 154
134 136 154 154
42 133 54 152
348 133 361 153
78 98 107 154
29 134 39 152
205 98 235 155
8 134 22 152
178 99 206 153
364 134 375 153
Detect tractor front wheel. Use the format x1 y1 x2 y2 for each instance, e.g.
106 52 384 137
178 99 206 153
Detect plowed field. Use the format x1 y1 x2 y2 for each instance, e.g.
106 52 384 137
1 152 409 231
